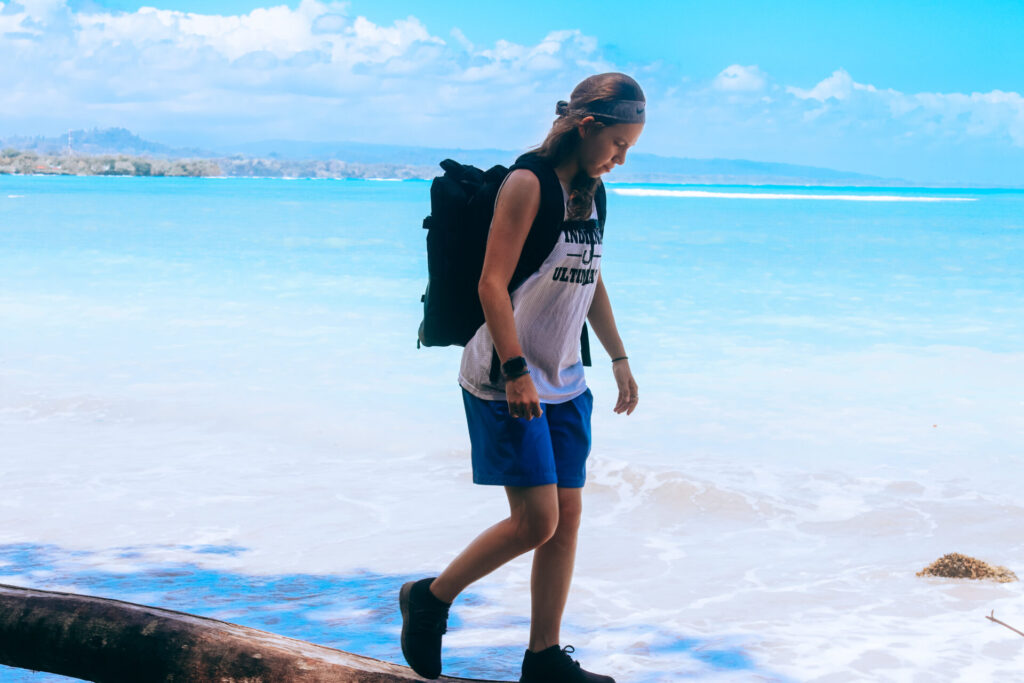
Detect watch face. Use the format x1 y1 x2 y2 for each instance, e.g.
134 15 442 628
502 357 528 376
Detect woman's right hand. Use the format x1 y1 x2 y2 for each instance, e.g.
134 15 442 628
506 374 543 420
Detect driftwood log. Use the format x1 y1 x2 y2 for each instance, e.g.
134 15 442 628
0 583 509 682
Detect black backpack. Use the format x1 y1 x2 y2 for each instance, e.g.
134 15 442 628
417 152 607 367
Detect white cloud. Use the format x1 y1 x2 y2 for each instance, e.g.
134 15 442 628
449 26 473 52
72 1 434 63
0 1 1021 184
11 0 64 21
0 0 612 148
904 89 1024 146
788 69 861 101
712 64 766 92
786 69 1024 147
647 66 1024 184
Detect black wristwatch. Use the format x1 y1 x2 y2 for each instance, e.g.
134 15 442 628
501 356 530 380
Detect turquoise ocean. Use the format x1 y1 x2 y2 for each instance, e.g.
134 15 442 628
1 176 1023 682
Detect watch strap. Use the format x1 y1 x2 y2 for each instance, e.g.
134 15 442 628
501 356 529 380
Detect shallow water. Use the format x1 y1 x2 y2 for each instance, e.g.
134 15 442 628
0 542 761 682
1 176 1023 681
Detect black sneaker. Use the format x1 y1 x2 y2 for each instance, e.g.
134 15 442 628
520 645 615 683
399 577 450 679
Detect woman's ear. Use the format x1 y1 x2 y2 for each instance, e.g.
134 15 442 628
576 115 597 138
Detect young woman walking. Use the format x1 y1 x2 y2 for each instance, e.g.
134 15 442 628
401 72 644 683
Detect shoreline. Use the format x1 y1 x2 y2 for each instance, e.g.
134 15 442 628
3 170 1020 193
3 151 1020 189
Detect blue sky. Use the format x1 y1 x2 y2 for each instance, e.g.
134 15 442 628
81 0 1024 94
5 0 1024 184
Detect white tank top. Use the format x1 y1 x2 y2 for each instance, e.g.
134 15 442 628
458 182 602 403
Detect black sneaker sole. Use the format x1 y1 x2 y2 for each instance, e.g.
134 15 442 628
399 581 416 672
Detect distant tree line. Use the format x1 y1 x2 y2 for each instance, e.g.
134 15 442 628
0 149 219 176
0 149 434 179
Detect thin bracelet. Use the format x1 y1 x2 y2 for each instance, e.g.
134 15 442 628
611 356 629 363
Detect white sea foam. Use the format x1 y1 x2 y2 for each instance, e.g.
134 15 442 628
3 379 1023 680
3 296 1021 682
612 188 976 201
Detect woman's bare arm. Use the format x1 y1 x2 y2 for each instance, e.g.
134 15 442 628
477 169 543 418
588 272 638 414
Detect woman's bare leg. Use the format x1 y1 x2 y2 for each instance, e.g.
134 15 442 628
527 487 582 652
430 484 559 603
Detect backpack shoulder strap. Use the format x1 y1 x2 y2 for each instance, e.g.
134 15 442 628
577 180 606 368
487 153 565 382
509 152 563 221
507 152 564 291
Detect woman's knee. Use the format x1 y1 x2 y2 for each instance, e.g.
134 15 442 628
510 503 559 549
553 489 582 537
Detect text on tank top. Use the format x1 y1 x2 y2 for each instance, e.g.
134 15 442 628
458 181 602 403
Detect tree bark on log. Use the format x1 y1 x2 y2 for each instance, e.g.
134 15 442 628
0 583 509 683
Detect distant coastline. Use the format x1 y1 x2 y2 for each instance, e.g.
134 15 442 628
1 127 915 186
4 128 1017 187
0 149 907 186
0 149 432 180
4 150 1019 190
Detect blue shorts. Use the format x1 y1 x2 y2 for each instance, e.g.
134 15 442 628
461 387 594 488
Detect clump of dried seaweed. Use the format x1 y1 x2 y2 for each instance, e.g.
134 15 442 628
917 552 1017 583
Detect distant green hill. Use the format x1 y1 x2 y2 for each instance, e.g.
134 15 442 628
224 138 899 185
0 127 213 158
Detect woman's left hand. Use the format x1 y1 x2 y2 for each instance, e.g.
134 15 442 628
612 359 639 415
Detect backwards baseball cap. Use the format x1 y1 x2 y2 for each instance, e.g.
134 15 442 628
556 98 646 123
